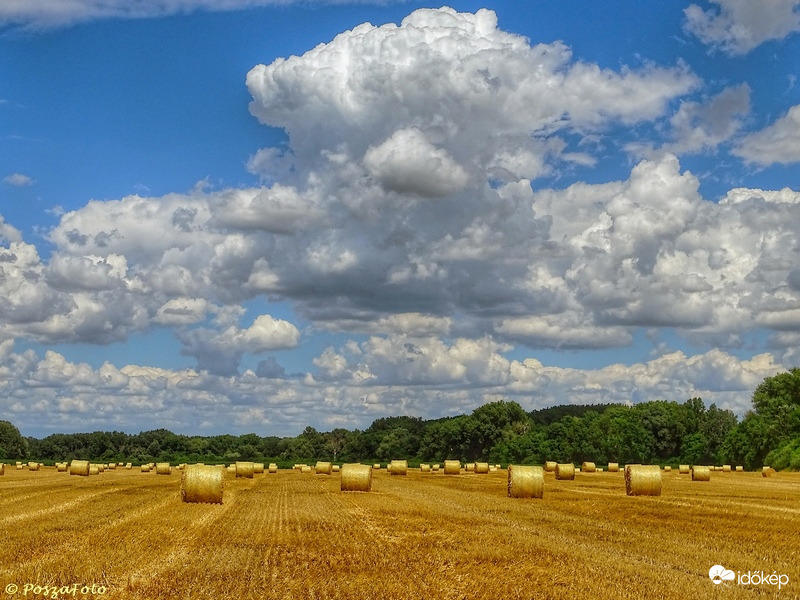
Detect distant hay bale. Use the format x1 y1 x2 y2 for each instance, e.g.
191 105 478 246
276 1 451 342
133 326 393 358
581 462 596 473
722 464 731 473
691 466 711 481
156 462 171 475
96 464 105 473
679 464 690 474
108 463 116 470
235 462 255 479
341 464 372 492
56 463 68 472
89 466 99 475
465 463 475 472
607 462 620 472
597 467 603 472
625 465 662 496
301 465 312 474
332 465 340 473
420 464 431 472
16 464 23 470
507 465 544 499
226 465 236 474
268 463 278 473
125 463 132 469
762 467 776 477
141 465 151 473
444 460 461 475
555 463 575 480
315 461 332 475
544 461 557 473
475 462 490 474
432 464 440 471
389 460 407 476
253 463 264 474
70 460 90 476
373 463 381 470
735 465 743 472
28 461 40 471
489 465 497 472
181 465 224 504
663 466 671 472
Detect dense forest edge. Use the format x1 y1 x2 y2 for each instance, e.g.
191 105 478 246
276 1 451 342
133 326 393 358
2 369 799 471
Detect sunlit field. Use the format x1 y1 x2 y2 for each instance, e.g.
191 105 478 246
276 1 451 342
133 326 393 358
1 466 798 599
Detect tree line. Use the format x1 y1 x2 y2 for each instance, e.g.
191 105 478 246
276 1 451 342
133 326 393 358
2 369 799 470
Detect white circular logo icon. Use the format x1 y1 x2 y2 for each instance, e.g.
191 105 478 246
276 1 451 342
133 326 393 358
709 565 735 585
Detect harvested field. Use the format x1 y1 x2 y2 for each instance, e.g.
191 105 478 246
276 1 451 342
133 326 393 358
0 466 798 599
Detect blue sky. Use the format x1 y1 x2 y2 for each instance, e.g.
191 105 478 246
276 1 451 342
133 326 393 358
1 1 800 437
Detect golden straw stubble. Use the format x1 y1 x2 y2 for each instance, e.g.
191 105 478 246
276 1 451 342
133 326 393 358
507 465 544 499
341 463 372 492
691 465 711 481
554 463 575 480
624 464 662 496
181 465 224 504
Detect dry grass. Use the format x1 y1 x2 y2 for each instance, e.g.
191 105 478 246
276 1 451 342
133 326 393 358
0 467 798 599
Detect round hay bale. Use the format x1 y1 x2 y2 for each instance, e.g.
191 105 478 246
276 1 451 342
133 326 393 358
597 467 604 472
27 461 40 471
625 465 662 496
762 466 776 477
125 463 132 469
16 464 23 470
108 463 117 470
475 462 490 474
678 464 690 474
465 462 475 472
89 466 99 475
372 463 381 470
420 464 431 473
607 462 620 472
268 463 278 473
489 465 497 472
443 460 461 475
341 463 372 492
156 462 171 475
432 463 440 471
253 463 264 474
389 460 407 476
722 464 731 473
543 461 557 473
507 464 544 498
300 465 312 474
141 465 151 473
181 465 224 504
69 459 90 476
235 461 255 479
226 465 236 474
56 463 68 472
691 465 711 481
581 462 596 473
735 465 743 472
315 461 332 475
663 466 671 472
332 464 340 473
555 463 575 480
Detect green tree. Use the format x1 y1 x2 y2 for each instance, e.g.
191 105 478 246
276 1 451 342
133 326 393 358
0 420 27 458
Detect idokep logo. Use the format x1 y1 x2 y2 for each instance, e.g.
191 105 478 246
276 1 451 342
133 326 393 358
709 565 789 591
709 565 735 586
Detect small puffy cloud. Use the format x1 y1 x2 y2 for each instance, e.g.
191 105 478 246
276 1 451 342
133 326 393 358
733 104 800 166
3 173 34 186
154 297 210 325
684 0 800 55
178 314 300 375
364 128 470 198
665 84 750 154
